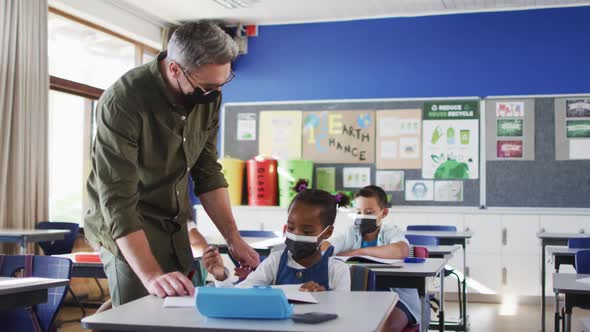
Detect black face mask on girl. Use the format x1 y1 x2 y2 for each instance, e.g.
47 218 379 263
284 227 329 260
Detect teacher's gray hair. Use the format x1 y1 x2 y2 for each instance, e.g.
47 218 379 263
167 22 238 71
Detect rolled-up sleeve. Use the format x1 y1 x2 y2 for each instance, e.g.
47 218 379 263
94 98 143 240
190 105 228 197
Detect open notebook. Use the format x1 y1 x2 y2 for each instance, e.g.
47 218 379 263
333 255 402 267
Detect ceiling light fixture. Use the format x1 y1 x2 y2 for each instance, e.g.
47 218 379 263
212 0 259 9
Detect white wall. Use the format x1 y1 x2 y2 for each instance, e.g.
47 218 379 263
196 205 590 299
49 0 165 49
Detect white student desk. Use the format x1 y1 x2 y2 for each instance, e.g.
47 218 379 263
406 230 472 332
581 317 590 332
371 257 448 332
537 232 587 332
553 273 590 332
0 229 69 254
82 291 398 332
0 277 69 310
421 245 460 259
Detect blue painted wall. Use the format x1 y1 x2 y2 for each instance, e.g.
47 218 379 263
223 6 590 103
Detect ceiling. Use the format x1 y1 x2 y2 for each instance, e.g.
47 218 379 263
116 0 590 26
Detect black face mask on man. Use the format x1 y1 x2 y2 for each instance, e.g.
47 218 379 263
176 69 220 109
353 211 384 235
284 227 329 260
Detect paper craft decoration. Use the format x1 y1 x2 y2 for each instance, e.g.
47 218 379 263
405 180 434 201
376 109 422 169
434 181 464 202
422 101 479 179
375 170 404 191
496 140 523 158
302 110 375 163
259 111 302 160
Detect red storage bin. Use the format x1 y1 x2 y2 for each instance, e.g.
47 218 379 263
246 157 278 206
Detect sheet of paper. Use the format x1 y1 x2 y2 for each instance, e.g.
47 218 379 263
259 111 302 159
380 141 398 159
271 284 319 303
434 181 464 202
497 140 523 159
405 180 434 201
399 137 419 159
375 170 404 192
422 101 479 179
342 167 371 188
566 120 590 138
566 98 590 118
237 113 256 141
316 167 336 192
496 101 524 118
569 139 590 159
163 295 196 308
376 110 422 170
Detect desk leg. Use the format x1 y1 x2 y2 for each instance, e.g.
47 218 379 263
20 237 27 254
439 271 445 332
554 291 561 332
462 241 467 330
420 292 427 332
541 240 547 332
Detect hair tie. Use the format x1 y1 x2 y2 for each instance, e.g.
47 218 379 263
333 193 343 203
298 183 308 192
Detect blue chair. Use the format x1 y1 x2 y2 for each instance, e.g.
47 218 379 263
406 234 439 246
35 222 79 255
350 265 376 291
575 249 590 274
0 255 72 332
35 222 96 322
568 238 590 249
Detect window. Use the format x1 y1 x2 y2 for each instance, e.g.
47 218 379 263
48 91 93 221
47 8 160 223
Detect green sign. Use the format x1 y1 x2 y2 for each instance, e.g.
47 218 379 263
566 120 590 138
497 119 523 137
423 101 479 120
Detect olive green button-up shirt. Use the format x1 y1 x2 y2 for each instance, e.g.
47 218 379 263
84 52 227 273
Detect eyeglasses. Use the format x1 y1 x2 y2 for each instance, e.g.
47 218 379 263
180 66 235 96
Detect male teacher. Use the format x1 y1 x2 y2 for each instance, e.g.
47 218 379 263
84 22 259 306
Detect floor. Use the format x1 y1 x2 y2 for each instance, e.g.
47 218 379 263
56 300 590 332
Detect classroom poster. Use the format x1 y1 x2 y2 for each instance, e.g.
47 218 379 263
376 109 422 169
342 167 371 188
497 119 523 137
405 180 434 201
434 181 464 202
497 140 523 158
496 102 524 118
566 120 590 138
302 110 375 163
259 111 302 160
422 101 479 179
566 99 590 118
569 139 590 159
316 167 336 192
375 171 404 192
236 113 256 141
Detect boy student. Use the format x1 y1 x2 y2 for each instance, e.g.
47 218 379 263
203 180 351 291
322 185 420 332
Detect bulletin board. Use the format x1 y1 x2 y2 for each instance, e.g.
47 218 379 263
222 98 481 207
485 96 590 208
